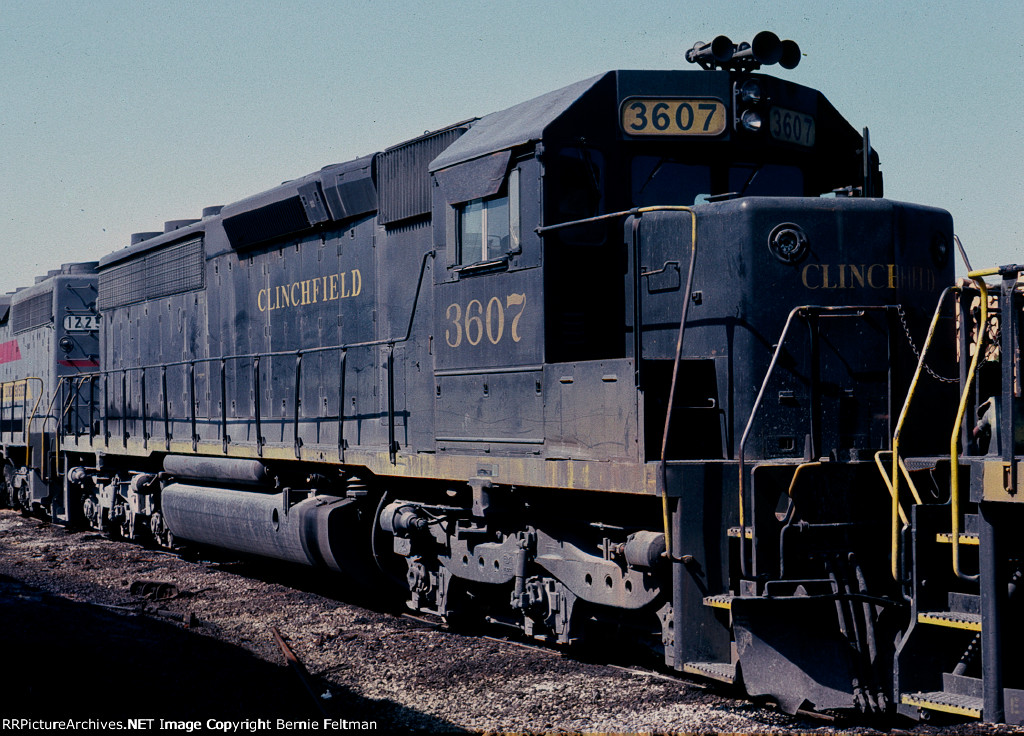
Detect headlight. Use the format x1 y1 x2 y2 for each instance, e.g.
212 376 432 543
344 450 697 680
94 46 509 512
740 109 764 132
737 79 763 104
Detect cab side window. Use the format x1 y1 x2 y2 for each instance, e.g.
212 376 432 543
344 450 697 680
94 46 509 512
456 169 520 267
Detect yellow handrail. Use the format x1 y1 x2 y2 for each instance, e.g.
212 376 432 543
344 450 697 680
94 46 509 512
786 460 821 498
874 451 910 527
885 286 957 579
898 456 925 506
948 271 997 582
0 377 45 468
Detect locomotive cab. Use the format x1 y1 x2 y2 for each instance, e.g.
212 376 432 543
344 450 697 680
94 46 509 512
428 60 951 467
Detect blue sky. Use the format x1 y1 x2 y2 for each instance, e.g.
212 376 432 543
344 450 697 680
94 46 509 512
1 1 1021 289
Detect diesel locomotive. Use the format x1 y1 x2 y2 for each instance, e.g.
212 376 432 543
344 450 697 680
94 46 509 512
3 32 1021 724
0 262 99 515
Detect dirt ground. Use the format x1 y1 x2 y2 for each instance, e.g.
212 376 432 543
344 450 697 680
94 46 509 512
1 510 1019 734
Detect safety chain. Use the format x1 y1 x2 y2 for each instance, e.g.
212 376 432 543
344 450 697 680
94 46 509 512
895 305 960 384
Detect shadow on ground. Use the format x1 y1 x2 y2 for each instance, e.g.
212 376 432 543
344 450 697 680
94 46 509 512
0 574 466 732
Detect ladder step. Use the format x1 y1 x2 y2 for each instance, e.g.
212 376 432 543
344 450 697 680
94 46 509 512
726 526 752 539
702 594 733 610
682 661 736 685
935 532 980 546
901 690 983 719
901 456 945 471
918 611 982 631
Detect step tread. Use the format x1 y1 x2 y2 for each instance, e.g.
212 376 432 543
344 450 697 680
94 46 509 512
901 690 983 718
918 610 982 631
901 455 946 471
702 594 733 610
935 532 980 546
682 661 736 684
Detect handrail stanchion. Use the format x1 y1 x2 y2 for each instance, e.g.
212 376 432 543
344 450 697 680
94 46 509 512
103 372 110 447
294 353 303 458
22 379 29 450
254 357 263 457
338 349 347 463
89 375 96 443
189 361 197 452
220 358 228 454
140 368 148 450
161 365 170 451
387 345 396 465
121 368 128 447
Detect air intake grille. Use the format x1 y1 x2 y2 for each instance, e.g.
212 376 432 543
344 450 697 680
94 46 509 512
100 237 205 310
11 291 53 333
378 126 466 226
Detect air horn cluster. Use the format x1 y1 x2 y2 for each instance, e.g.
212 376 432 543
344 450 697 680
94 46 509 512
686 32 801 71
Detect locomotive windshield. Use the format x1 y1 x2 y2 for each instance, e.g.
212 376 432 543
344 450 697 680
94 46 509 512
541 73 872 232
631 156 805 207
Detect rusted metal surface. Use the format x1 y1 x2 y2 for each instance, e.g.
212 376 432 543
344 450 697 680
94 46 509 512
271 626 329 717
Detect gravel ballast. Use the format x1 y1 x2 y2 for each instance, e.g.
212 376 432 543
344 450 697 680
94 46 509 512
2 510 1018 734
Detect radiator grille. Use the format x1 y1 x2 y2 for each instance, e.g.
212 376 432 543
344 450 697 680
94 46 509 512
100 237 205 310
11 291 53 333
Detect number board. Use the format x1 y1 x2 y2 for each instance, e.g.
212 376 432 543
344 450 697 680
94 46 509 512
620 97 727 137
434 270 543 371
63 314 101 332
769 107 815 147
